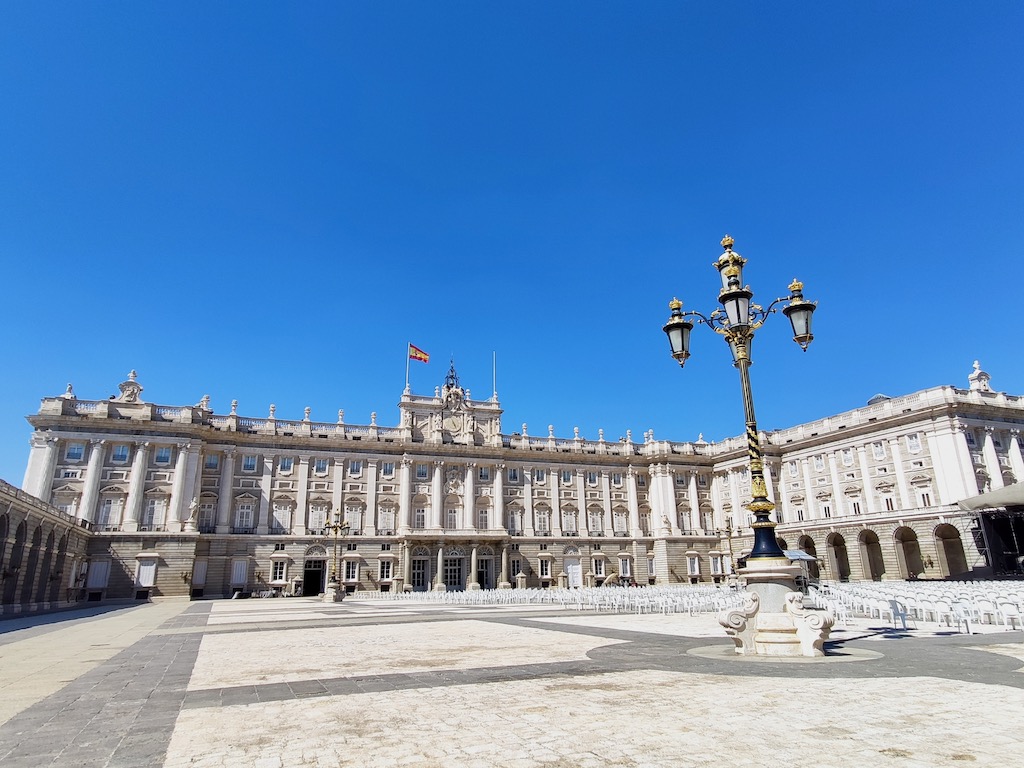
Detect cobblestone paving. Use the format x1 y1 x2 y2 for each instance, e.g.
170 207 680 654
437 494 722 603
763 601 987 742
1 597 1023 767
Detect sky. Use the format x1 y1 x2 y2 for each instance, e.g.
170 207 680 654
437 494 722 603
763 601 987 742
1 3 1022 487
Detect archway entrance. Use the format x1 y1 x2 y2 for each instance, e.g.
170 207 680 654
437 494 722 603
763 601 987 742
934 524 968 577
411 546 431 591
302 544 329 596
798 536 820 579
894 526 924 579
858 530 885 581
826 533 851 582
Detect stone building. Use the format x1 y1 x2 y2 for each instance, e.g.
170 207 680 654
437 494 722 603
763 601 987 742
4 361 1019 610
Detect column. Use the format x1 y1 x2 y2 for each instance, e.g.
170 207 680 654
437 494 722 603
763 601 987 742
710 472 725 532
469 546 479 589
855 447 878 515
296 455 311 535
23 433 58 502
256 453 273 534
728 470 743 526
78 440 106 525
827 452 843 512
216 449 236 533
1010 431 1024 484
601 470 613 535
800 459 817 519
576 469 589 535
364 460 379 535
403 542 412 584
435 545 445 591
431 461 444 528
180 444 202 532
982 427 1004 490
776 462 793 525
399 457 412 534
169 443 190 531
123 442 150 532
549 467 562 536
499 544 510 588
331 458 345 520
687 471 700 534
494 463 505 530
626 467 641 537
888 438 913 510
523 467 535 536
463 463 475 530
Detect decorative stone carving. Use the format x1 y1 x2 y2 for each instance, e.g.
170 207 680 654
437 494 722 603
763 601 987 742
112 370 144 403
720 591 760 654
785 592 835 656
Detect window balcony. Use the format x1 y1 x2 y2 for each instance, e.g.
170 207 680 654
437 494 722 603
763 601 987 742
198 524 216 534
307 528 326 536
232 526 256 534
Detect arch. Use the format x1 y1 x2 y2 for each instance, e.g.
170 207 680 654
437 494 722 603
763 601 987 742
776 537 788 551
303 544 328 559
933 523 968 578
826 532 851 582
21 526 43 604
412 545 431 557
893 526 924 579
857 529 885 581
563 545 581 556
3 521 27 604
51 531 70 603
35 529 56 603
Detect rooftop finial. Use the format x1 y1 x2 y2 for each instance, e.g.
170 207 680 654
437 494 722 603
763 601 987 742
720 234 735 250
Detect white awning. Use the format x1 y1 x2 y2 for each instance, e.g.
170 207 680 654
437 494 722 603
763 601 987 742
958 482 1024 511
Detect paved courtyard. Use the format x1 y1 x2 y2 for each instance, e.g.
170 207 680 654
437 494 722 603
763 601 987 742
1 596 1023 767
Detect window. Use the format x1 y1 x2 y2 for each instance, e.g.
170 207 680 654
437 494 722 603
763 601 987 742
710 555 723 575
478 466 490 481
534 469 546 483
507 511 522 534
379 560 392 580
111 444 130 463
884 495 896 511
279 457 294 473
349 460 362 476
842 448 854 467
378 506 395 534
561 470 573 485
346 542 358 552
687 556 700 576
508 468 520 483
511 557 522 576
274 542 287 551
821 503 831 519
143 497 167 530
272 561 286 581
612 510 628 535
637 475 647 488
965 431 976 446
640 512 652 536
271 503 291 533
477 509 489 529
589 509 604 533
416 464 429 480
813 455 824 471
850 500 862 515
788 462 798 478
66 442 85 462
234 503 254 531
586 472 598 486
906 433 922 453
872 442 886 460
562 511 578 535
612 473 623 487
919 491 932 507
619 558 632 578
381 462 396 477
199 503 216 531
242 455 258 472
155 446 172 465
535 510 550 534
539 543 548 551
593 558 605 577
539 559 551 578
315 458 329 474
675 473 687 486
204 453 219 471
344 561 358 581
345 505 363 531
98 498 123 529
413 508 426 529
796 509 805 522
308 505 327 533
445 508 458 530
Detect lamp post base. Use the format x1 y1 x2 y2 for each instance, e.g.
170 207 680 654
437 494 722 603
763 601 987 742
323 582 345 602
719 557 833 657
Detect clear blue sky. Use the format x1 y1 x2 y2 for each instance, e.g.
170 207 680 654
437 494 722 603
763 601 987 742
1 3 1022 487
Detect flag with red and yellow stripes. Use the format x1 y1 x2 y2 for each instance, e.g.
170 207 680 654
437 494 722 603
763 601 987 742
408 343 430 363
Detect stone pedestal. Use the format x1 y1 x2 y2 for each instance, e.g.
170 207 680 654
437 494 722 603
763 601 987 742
433 582 447 592
323 581 345 602
719 557 833 657
468 582 481 591
498 581 512 590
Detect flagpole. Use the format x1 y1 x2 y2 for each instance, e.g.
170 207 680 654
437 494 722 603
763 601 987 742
405 344 411 393
492 351 497 400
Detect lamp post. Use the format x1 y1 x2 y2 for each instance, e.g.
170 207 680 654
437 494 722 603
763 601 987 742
663 235 828 657
662 234 816 561
325 512 351 589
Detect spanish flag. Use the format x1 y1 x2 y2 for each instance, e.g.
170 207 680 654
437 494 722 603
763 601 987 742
408 343 430 363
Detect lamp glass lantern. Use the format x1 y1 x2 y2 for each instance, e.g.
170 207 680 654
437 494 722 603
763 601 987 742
782 299 816 350
662 300 693 367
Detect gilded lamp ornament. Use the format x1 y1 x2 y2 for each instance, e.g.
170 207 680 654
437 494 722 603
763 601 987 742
662 236 818 561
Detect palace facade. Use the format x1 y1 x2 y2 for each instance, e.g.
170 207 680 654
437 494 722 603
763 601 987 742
3 361 1020 612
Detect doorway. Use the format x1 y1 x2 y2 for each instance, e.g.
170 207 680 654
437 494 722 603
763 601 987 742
302 559 325 596
477 558 494 589
411 558 430 591
565 557 583 588
443 557 464 591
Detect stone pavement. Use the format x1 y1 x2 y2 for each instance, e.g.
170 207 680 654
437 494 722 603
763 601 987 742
1 597 1023 767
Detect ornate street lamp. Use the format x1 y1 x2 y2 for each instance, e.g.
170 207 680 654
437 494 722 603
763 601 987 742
662 235 816 562
325 512 351 586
